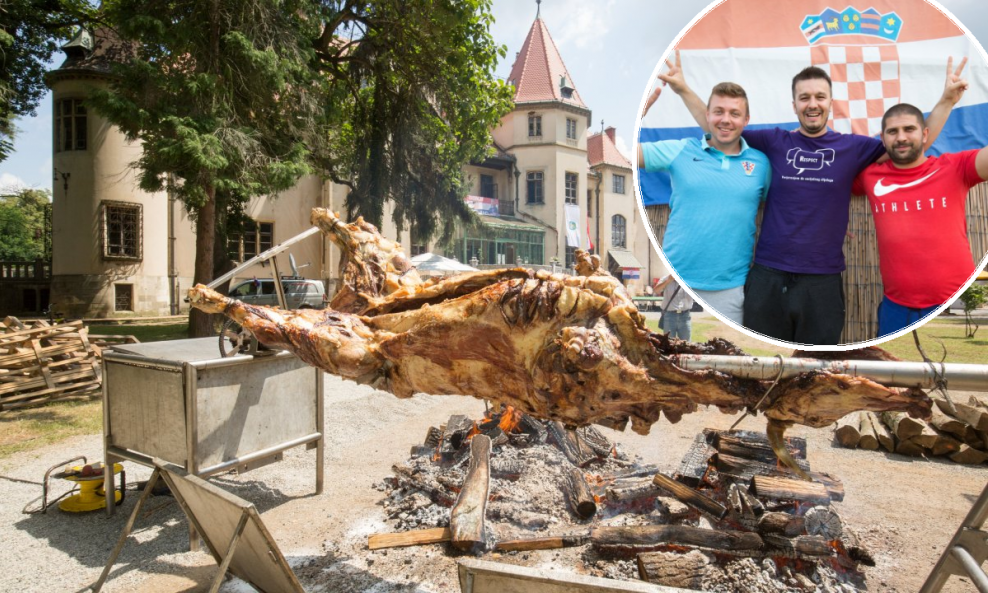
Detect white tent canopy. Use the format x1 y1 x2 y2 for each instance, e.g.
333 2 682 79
409 253 478 274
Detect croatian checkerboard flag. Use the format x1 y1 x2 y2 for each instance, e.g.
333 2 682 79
638 0 988 205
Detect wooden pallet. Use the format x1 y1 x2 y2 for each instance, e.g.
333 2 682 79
0 317 103 411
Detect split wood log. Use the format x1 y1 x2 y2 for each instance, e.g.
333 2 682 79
656 496 692 521
950 444 988 464
716 433 796 465
518 414 548 444
926 426 963 457
449 435 491 550
864 412 894 452
637 550 712 589
489 458 525 480
606 478 661 504
757 512 805 537
439 415 474 461
563 468 597 519
857 413 879 450
409 445 434 458
391 464 456 506
494 533 588 552
368 527 451 550
598 464 661 481
547 421 596 467
652 473 726 519
931 403 975 439
894 438 926 457
592 525 764 556
578 425 614 458
713 452 811 481
762 533 834 559
882 411 925 440
423 426 443 448
938 399 988 432
833 413 862 448
751 475 831 505
911 421 944 449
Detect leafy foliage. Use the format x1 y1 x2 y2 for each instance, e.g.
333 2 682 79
312 0 515 242
0 0 95 161
0 188 50 260
960 283 987 338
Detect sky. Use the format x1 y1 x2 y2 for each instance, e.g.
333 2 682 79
1 0 985 193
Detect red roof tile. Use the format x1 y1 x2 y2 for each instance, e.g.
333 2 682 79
507 18 587 108
588 127 631 169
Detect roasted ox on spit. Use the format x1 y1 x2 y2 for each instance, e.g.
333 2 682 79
188 208 931 477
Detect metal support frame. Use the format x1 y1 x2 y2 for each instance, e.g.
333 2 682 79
921 481 988 592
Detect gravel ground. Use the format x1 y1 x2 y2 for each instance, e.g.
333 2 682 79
2 372 987 592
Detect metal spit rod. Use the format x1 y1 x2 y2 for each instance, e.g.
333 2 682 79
206 226 321 290
673 354 988 392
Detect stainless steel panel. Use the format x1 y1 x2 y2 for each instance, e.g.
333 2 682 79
105 362 188 466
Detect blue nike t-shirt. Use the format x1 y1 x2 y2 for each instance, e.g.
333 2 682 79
742 128 885 274
642 135 771 291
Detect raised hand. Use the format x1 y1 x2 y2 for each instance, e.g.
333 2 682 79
657 49 688 95
941 56 969 106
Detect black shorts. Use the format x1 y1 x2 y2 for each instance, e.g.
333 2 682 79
742 263 845 345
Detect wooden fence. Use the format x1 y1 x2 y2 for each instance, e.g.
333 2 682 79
645 181 988 345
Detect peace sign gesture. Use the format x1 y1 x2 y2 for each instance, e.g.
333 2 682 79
941 56 969 106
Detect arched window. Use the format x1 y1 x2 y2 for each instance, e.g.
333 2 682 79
611 215 626 248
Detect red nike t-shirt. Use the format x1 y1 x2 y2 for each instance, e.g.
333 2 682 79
852 150 984 309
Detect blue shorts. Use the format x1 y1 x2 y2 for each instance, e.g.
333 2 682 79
877 296 941 338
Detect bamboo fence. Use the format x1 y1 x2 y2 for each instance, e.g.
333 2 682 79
645 181 988 345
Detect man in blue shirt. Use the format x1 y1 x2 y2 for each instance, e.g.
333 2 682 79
638 82 771 325
656 52 966 344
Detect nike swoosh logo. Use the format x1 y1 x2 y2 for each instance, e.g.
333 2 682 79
693 157 703 161
873 169 939 197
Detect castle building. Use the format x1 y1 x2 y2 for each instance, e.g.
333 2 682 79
46 15 663 318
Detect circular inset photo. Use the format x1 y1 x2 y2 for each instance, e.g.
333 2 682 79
635 0 988 350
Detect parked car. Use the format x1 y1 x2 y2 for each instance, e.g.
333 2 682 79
228 277 327 309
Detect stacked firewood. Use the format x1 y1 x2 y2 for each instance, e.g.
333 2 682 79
0 316 103 410
834 398 988 464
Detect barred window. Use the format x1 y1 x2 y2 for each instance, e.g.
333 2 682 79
566 118 577 140
55 98 87 152
228 221 274 263
613 174 626 194
528 114 542 137
565 246 577 269
611 214 627 249
526 171 544 204
114 284 134 311
101 202 142 260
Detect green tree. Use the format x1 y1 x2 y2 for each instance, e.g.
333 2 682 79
0 0 95 161
0 187 50 260
312 0 515 243
89 0 321 336
960 283 987 338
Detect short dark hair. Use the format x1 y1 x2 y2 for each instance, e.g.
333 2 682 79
882 103 926 132
708 82 749 116
791 66 832 97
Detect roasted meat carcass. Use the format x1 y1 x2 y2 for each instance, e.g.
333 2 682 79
188 208 930 475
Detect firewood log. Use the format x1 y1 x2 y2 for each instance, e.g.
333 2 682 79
494 533 588 552
804 506 843 540
757 512 805 537
751 475 830 505
929 431 962 457
882 411 924 440
652 473 726 519
606 479 661 504
449 435 491 550
592 524 763 556
563 468 597 519
950 444 988 464
857 413 879 450
894 438 926 457
637 550 712 588
868 412 895 452
930 403 976 441
938 399 988 432
833 413 861 448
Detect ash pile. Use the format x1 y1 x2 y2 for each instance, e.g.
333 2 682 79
374 407 873 592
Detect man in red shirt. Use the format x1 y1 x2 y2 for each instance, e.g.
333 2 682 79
853 103 988 337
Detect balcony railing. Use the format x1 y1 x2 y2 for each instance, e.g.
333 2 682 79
0 260 52 282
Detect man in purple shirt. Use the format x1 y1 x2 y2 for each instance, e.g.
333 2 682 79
656 52 967 344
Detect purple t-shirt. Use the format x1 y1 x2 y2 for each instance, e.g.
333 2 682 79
742 128 885 274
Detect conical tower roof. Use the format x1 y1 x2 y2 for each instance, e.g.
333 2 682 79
506 18 587 108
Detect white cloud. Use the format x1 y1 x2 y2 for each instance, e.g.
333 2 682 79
0 173 29 192
547 0 616 50
614 135 633 161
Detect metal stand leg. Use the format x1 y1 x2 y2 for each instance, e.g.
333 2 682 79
92 469 161 593
921 481 988 592
207 511 249 593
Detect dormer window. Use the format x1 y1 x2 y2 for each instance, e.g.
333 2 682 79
560 75 575 100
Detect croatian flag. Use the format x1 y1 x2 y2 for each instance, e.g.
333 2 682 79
638 0 988 205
